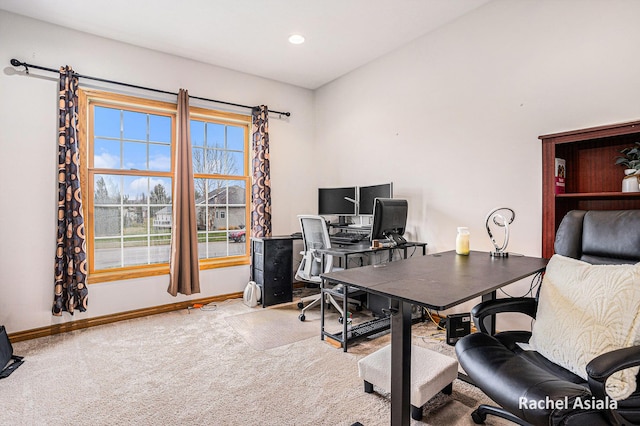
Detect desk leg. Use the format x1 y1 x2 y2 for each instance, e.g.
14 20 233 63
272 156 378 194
320 278 326 341
343 283 349 352
390 299 412 426
481 290 497 335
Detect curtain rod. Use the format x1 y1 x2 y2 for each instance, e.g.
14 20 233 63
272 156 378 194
9 59 291 117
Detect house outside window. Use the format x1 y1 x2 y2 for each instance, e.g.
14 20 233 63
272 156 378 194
190 107 250 261
79 90 250 283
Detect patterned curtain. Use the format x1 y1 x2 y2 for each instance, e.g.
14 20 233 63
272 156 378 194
168 89 201 296
53 66 88 316
251 106 272 238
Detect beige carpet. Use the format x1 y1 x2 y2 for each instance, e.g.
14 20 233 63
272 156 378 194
225 303 327 350
225 297 371 351
2 298 511 426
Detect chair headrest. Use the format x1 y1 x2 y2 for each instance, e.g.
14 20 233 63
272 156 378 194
554 210 640 264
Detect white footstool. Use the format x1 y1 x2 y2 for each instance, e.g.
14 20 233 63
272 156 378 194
357 344 458 421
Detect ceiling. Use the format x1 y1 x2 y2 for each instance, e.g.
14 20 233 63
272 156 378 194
0 0 491 89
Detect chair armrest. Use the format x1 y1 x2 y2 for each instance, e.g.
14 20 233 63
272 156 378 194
586 345 640 400
471 297 537 334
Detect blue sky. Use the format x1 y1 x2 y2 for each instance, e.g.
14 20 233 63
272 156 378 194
93 106 245 204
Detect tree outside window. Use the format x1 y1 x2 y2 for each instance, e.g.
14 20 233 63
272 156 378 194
79 91 250 283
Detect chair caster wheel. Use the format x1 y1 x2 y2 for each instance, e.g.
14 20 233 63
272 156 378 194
471 409 486 424
338 317 343 324
297 302 304 309
298 314 306 321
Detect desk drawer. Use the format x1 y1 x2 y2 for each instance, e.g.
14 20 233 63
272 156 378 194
269 260 291 278
255 272 289 286
268 242 292 258
261 283 292 306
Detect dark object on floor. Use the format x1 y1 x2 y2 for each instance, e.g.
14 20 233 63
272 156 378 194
251 236 294 307
445 312 471 346
456 210 640 426
1 325 24 379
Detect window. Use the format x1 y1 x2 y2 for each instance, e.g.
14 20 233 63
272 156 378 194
79 91 251 283
190 107 250 262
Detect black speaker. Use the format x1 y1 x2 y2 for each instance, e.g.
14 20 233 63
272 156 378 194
446 313 471 346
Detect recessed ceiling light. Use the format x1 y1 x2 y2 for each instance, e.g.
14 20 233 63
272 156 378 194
288 34 305 45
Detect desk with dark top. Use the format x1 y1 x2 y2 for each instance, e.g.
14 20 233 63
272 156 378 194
323 240 428 269
318 241 428 348
321 250 548 426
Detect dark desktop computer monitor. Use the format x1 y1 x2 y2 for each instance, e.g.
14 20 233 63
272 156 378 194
371 198 408 245
358 182 393 216
318 186 358 217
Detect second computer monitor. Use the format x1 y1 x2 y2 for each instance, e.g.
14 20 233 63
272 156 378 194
358 182 393 216
318 186 358 216
371 198 408 245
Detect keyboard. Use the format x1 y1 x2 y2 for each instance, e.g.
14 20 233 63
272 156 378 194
331 231 369 244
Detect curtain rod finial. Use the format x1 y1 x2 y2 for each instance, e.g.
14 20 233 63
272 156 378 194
10 58 29 74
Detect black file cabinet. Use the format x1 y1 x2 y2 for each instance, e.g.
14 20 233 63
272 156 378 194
251 236 294 307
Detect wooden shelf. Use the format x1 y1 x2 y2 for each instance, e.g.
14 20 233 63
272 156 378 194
556 192 640 199
540 119 640 259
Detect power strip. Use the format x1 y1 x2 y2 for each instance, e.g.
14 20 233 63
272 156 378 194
371 239 397 249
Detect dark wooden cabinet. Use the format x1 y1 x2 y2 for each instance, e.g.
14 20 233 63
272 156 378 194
251 236 294 307
540 120 640 258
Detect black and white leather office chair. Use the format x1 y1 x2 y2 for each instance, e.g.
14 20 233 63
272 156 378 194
295 215 361 321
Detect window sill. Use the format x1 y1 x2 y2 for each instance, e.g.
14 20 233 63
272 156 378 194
88 256 250 284
200 256 250 270
88 264 170 284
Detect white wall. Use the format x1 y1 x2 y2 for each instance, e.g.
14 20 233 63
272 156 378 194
0 11 315 333
4 0 640 335
314 0 640 326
